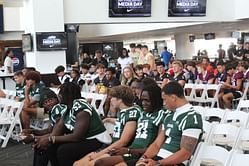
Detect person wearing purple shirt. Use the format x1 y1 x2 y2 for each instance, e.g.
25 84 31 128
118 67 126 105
197 65 214 84
220 63 243 109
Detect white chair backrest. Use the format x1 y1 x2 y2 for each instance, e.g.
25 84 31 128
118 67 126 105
81 92 107 116
241 82 249 100
206 84 221 107
204 108 226 123
184 83 195 102
228 151 249 166
193 84 207 103
0 99 24 148
234 128 249 152
2 89 16 100
236 100 249 112
202 120 213 142
190 143 231 166
193 106 206 119
222 110 249 128
208 123 241 149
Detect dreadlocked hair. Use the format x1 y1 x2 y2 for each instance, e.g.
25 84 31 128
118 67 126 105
59 82 81 108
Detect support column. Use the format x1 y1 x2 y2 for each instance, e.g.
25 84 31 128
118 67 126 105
174 33 195 60
23 0 66 73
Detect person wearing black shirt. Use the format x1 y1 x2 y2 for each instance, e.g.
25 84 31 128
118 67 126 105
169 61 186 87
154 61 170 88
92 50 108 68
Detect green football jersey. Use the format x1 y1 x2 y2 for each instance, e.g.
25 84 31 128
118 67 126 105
63 99 106 138
15 82 25 101
28 83 42 101
129 109 167 148
112 105 142 142
49 104 67 126
160 104 203 155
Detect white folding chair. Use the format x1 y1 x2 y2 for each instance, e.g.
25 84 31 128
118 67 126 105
2 89 16 100
104 122 115 135
208 123 241 150
222 110 249 128
202 120 213 142
0 99 23 148
234 128 249 153
184 83 195 102
236 100 249 112
204 107 226 123
233 82 249 109
228 151 249 166
193 106 206 119
193 84 207 106
190 142 231 166
81 92 107 116
206 84 221 108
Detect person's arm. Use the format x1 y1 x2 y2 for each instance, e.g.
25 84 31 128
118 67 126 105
102 117 116 124
178 79 186 87
93 121 137 159
142 129 166 159
53 111 90 143
158 136 198 165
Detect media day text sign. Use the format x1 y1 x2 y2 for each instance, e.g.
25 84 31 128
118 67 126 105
109 0 151 17
168 0 206 17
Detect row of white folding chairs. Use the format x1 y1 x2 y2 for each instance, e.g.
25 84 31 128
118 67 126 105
184 83 221 108
0 98 23 148
193 106 249 128
81 92 107 116
50 88 107 116
190 142 249 166
1 89 16 100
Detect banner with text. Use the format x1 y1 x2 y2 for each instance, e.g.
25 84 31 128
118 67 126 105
168 0 206 17
109 0 151 17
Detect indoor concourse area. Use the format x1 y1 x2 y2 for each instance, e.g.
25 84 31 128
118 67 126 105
0 0 249 166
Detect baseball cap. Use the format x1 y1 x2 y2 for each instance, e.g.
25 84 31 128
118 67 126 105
39 88 58 107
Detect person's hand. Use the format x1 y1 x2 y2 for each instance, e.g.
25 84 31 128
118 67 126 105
33 136 50 150
136 158 157 166
22 134 34 144
88 152 97 161
107 147 128 156
25 84 31 93
21 129 33 136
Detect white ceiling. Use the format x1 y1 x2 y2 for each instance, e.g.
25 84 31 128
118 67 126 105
77 19 249 43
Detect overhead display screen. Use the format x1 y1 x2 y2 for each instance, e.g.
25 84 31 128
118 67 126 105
109 0 151 17
168 0 206 17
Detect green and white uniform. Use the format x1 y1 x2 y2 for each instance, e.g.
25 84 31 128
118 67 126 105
129 109 167 148
158 104 203 161
49 104 67 126
112 105 142 143
16 82 25 101
28 83 42 102
63 99 111 144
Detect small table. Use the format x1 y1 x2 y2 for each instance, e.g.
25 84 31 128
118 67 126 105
0 73 14 89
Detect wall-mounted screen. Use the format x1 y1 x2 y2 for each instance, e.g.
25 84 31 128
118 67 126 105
204 33 215 40
168 0 206 17
36 32 67 51
22 33 33 52
0 4 3 33
109 0 151 17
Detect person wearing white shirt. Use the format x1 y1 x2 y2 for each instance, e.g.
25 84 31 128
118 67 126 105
117 48 133 72
4 49 14 74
